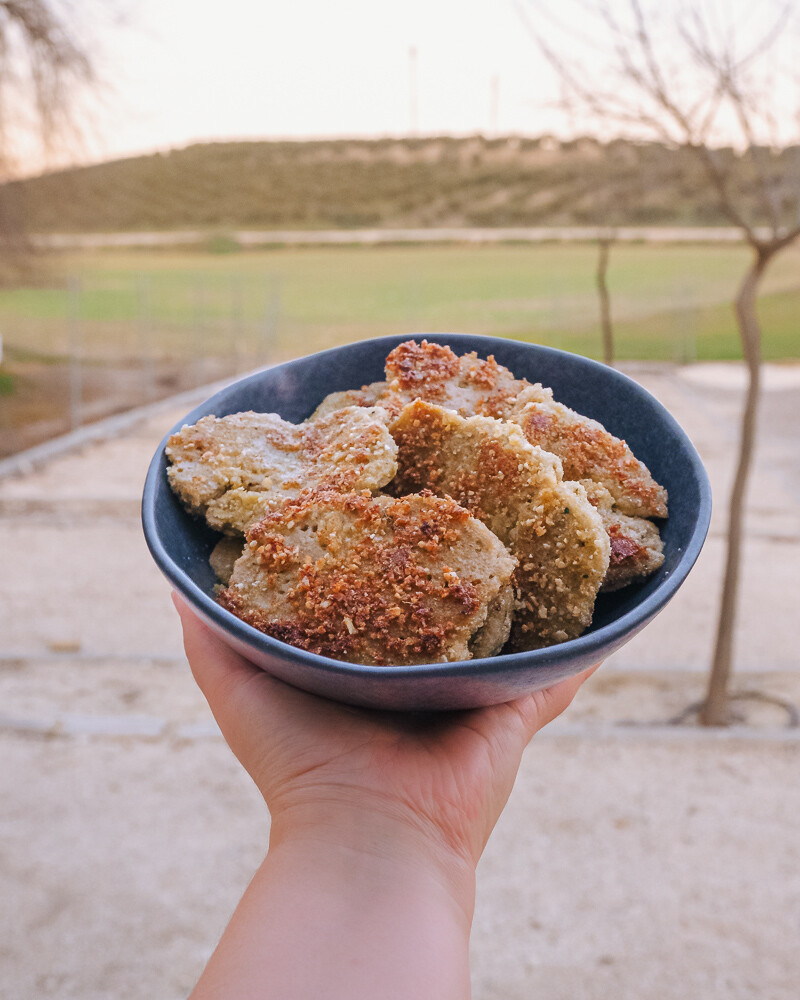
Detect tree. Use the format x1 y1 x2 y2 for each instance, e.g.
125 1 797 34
0 0 97 278
519 0 800 724
595 229 615 366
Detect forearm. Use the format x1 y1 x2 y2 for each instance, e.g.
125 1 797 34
190 809 476 1000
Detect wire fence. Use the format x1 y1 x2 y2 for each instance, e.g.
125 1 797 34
0 264 707 459
0 272 287 456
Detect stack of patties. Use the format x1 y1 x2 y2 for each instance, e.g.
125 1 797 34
165 340 667 665
166 404 515 665
313 340 668 596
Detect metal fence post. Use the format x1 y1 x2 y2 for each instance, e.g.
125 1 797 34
677 284 697 364
137 272 156 401
231 273 245 374
261 276 281 366
67 276 82 431
193 274 207 386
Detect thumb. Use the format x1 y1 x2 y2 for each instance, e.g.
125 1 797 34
504 662 601 748
171 593 359 770
172 591 265 714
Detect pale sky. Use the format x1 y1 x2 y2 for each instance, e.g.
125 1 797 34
73 0 561 167
21 0 800 175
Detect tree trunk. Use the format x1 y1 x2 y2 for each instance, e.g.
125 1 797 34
700 247 769 726
595 236 614 367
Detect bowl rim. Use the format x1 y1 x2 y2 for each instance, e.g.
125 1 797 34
142 333 712 679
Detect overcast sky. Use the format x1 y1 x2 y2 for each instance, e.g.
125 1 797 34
21 0 799 175
73 0 560 165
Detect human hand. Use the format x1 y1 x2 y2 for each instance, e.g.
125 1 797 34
175 595 598 999
174 594 597 876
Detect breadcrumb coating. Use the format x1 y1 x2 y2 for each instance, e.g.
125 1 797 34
389 400 610 649
166 406 397 533
309 383 389 419
218 489 516 666
310 339 528 422
508 387 668 519
167 338 669 666
579 481 665 592
310 340 668 520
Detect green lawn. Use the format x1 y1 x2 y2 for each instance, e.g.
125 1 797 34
1 243 799 364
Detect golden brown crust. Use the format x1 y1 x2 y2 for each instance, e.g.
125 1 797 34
579 480 665 592
311 340 668 521
509 387 668 519
218 489 516 666
389 400 609 649
209 535 246 584
166 406 397 532
169 337 669 665
310 340 529 423
309 383 389 420
384 340 529 418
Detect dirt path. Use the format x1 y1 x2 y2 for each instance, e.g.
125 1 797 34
1 362 798 999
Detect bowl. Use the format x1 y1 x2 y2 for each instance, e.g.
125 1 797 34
142 334 711 711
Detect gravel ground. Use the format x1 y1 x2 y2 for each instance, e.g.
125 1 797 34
1 362 798 999
1 723 798 1000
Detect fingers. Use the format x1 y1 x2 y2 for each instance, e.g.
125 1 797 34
172 592 262 706
531 663 600 727
171 592 364 761
501 662 602 748
173 593 315 790
171 593 300 749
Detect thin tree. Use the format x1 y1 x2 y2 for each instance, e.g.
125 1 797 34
595 229 615 366
519 0 800 724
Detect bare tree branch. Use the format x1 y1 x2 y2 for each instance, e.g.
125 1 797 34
518 0 800 726
0 1 102 281
0 0 96 177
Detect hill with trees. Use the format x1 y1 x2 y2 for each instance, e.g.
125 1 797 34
5 135 799 233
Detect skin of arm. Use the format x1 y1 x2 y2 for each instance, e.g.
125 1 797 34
173 595 598 1000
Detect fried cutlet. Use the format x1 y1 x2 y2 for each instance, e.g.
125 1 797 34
309 382 389 419
209 535 245 584
388 400 610 649
310 339 528 421
508 387 668 519
311 340 668 519
467 585 515 659
166 406 397 533
217 489 517 665
579 481 665 592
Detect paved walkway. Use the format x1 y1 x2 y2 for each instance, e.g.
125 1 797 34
36 225 767 250
1 363 798 999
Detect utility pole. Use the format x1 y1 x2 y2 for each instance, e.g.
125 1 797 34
409 46 419 135
490 75 499 136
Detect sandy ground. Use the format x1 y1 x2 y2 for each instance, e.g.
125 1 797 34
1 362 799 999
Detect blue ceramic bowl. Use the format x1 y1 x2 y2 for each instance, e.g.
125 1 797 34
142 334 711 711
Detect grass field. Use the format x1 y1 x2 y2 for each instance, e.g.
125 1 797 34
1 242 799 366
1 241 797 456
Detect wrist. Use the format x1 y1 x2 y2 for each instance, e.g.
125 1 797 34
191 797 475 999
268 794 478 927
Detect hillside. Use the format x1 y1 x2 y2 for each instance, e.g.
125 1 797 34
4 135 798 233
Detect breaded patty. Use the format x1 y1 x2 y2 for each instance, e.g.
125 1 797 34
579 481 665 592
508 387 668 519
310 339 528 422
310 382 389 419
217 489 517 665
166 406 397 533
468 585 515 659
389 400 610 650
209 535 245 584
311 340 668 520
